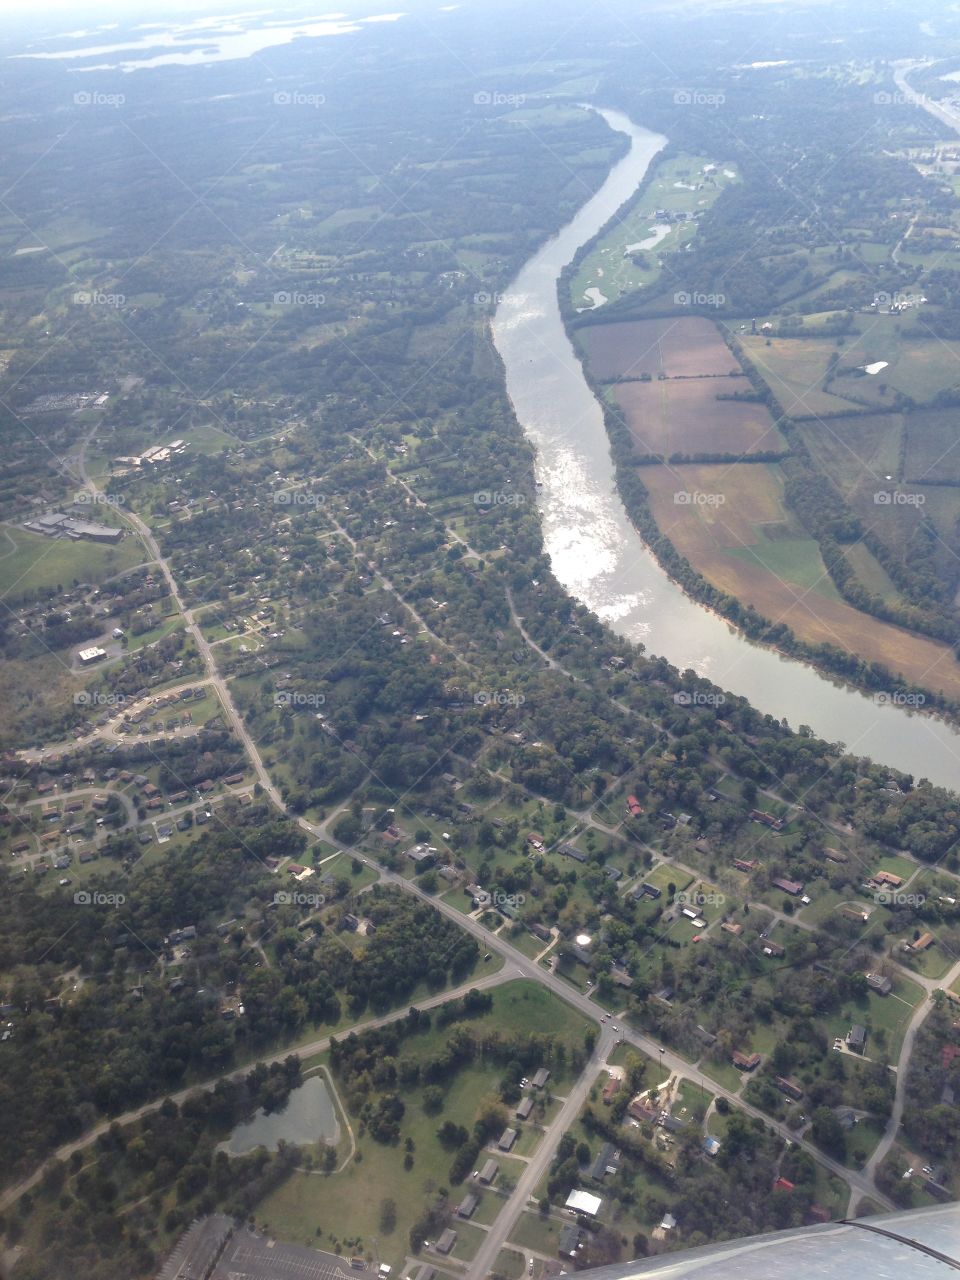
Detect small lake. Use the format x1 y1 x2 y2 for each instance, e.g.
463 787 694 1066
225 1074 340 1155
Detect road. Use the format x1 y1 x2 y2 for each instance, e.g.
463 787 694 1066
0 968 510 1215
371 866 893 1213
466 1026 618 1280
59 433 898 1226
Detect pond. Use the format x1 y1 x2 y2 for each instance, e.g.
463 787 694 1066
225 1074 340 1155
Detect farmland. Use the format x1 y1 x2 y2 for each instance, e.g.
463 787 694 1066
577 316 739 380
641 463 960 700
613 379 783 457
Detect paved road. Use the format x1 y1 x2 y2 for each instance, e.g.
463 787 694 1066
0 969 510 1214
466 1026 618 1280
63 433 896 1226
371 867 894 1215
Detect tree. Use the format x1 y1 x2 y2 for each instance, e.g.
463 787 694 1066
379 1199 397 1234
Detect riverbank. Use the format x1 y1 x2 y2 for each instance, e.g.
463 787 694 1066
491 105 960 788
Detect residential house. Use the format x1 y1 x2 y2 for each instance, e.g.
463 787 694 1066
732 1050 761 1072
516 1096 534 1120
498 1128 518 1151
846 1024 866 1052
771 877 803 896
866 972 893 995
478 1159 498 1184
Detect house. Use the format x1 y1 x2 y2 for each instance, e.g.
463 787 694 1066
559 843 586 863
873 871 903 888
457 1193 479 1219
626 795 644 818
702 1136 721 1158
866 972 893 995
762 940 785 958
639 881 662 900
558 1225 582 1258
825 847 848 864
904 932 935 953
771 877 803 896
565 1190 602 1216
435 1229 457 1255
659 1213 677 1232
602 1077 622 1104
610 966 633 988
498 1127 518 1151
341 913 360 931
732 1050 761 1072
840 906 868 923
660 1114 685 1135
695 1025 717 1048
734 858 758 873
478 1159 499 1184
721 921 743 936
776 1076 804 1101
516 1096 534 1120
405 843 435 866
526 832 545 852
750 809 785 831
532 1068 551 1089
846 1024 866 1052
628 1096 659 1124
773 1176 795 1192
589 1142 619 1181
530 922 552 942
834 1100 855 1131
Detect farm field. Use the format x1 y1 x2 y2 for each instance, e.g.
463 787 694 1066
613 378 784 457
795 413 904 499
641 463 960 700
903 409 960 483
569 153 738 309
738 333 870 417
577 316 739 380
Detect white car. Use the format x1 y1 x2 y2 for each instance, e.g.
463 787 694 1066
612 1024 619 1031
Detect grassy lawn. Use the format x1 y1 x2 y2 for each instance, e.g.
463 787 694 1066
0 525 146 601
507 1210 567 1255
495 1247 527 1279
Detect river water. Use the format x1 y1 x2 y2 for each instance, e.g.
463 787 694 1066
491 107 960 791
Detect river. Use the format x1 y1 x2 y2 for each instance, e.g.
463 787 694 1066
491 106 960 791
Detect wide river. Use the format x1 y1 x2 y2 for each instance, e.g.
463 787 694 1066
491 107 960 792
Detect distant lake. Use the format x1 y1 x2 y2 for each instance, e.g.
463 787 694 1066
225 1074 340 1155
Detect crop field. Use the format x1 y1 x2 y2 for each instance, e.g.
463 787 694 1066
903 408 960 483
795 413 904 500
578 316 738 380
642 463 960 699
613 379 783 456
738 334 866 417
569 154 738 309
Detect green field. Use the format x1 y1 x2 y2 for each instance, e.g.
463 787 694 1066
570 154 738 309
0 526 145 600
